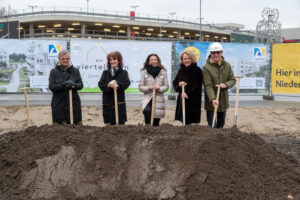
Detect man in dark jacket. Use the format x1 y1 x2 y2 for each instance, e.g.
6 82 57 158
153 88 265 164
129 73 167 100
49 51 83 124
202 42 236 128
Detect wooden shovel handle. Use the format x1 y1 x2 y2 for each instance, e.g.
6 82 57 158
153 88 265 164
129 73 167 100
212 85 221 125
151 88 156 125
182 85 185 112
69 89 73 124
234 75 243 117
182 85 186 125
215 85 221 104
114 88 119 125
234 75 243 79
21 88 31 127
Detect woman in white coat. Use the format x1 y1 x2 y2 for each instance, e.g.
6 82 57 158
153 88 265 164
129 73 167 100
138 53 169 126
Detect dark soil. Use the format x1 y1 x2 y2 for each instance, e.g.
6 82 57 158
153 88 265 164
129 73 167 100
259 133 300 162
0 124 300 200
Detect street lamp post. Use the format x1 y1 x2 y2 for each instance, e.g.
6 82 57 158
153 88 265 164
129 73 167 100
28 5 37 13
168 12 176 22
159 12 176 40
129 5 139 37
199 0 202 42
159 20 172 41
86 0 90 14
5 15 9 39
130 5 139 12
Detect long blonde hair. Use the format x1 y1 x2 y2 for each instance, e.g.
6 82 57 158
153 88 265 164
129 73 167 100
179 49 197 64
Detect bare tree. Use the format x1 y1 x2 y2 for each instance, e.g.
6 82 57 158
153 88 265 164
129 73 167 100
0 5 17 16
0 7 6 16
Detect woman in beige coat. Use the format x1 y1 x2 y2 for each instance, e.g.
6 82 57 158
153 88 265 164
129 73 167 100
138 53 169 126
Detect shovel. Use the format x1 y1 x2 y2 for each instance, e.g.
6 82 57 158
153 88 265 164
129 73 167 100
212 85 221 128
151 87 156 125
182 85 186 125
21 87 31 127
114 87 119 125
69 88 74 124
234 75 243 126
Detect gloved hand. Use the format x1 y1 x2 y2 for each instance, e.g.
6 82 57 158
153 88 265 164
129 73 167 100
65 80 76 89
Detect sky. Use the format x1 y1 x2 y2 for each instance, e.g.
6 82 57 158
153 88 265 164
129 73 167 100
1 0 300 30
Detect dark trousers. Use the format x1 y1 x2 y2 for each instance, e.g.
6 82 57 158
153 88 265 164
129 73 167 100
206 111 226 128
143 100 160 126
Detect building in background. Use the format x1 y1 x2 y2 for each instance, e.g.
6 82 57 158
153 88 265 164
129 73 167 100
282 28 300 43
0 7 256 42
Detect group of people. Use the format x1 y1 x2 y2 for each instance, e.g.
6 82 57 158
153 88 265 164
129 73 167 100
49 42 236 128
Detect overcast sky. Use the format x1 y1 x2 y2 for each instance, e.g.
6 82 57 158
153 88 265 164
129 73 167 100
1 0 300 30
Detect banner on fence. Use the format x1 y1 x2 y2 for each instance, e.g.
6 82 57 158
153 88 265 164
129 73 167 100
70 40 172 93
0 39 67 92
0 39 272 93
272 43 300 94
174 42 270 90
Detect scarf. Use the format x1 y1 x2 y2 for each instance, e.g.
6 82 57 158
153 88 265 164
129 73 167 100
146 64 161 79
110 67 119 77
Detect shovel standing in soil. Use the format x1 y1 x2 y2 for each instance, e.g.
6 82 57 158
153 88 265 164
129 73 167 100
21 87 31 127
233 75 243 126
182 85 186 125
69 88 74 124
151 87 156 125
212 85 221 128
114 87 119 125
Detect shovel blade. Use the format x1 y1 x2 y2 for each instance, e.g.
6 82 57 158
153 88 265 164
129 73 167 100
212 117 216 128
233 115 237 126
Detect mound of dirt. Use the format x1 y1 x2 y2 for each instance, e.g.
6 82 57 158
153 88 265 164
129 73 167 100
0 124 300 200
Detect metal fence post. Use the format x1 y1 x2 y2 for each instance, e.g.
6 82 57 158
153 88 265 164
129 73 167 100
263 42 274 100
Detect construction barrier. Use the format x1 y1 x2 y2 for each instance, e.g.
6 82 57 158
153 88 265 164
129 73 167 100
2 39 299 95
272 43 300 94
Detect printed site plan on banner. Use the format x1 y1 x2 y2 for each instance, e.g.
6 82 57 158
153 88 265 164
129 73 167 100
0 39 67 93
70 40 172 93
174 42 270 90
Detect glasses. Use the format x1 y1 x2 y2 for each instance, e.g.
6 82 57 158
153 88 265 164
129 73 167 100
211 51 222 55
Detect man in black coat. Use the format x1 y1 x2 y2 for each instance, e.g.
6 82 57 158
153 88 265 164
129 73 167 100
49 51 83 124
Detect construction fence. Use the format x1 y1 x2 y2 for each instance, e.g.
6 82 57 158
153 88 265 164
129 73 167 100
0 39 299 94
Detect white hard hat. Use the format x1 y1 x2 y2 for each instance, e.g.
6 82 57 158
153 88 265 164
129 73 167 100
209 42 223 52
